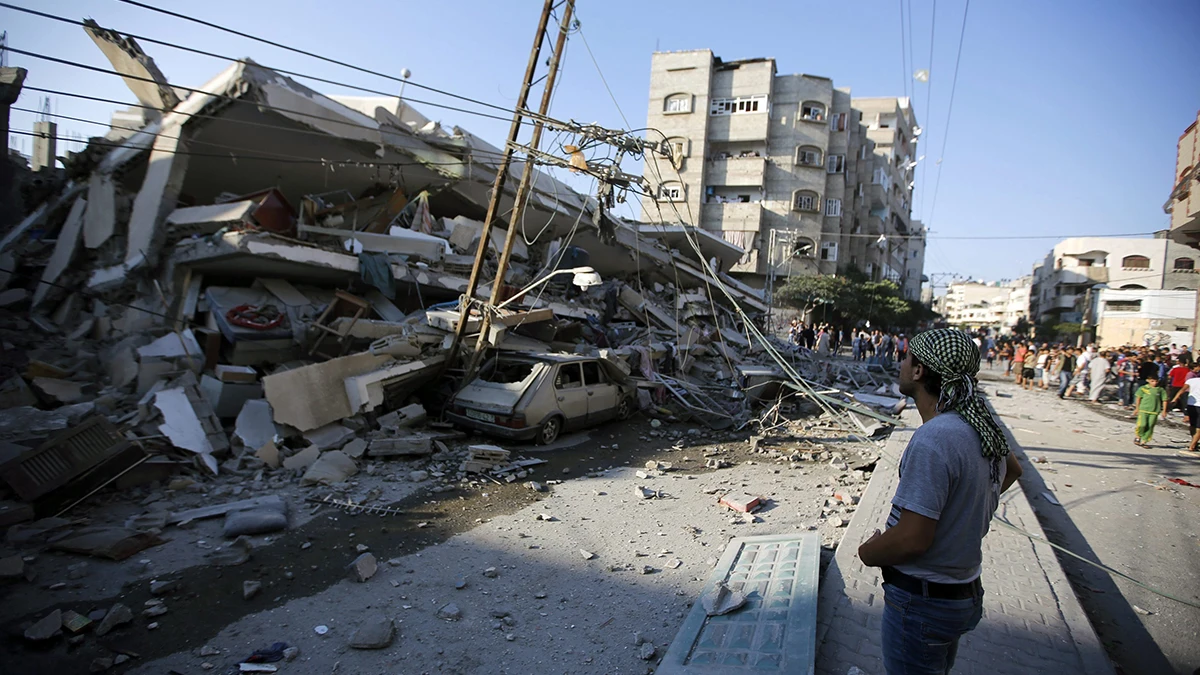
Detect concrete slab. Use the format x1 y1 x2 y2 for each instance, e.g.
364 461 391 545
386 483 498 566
234 399 275 451
259 278 311 306
166 201 255 231
154 387 218 474
262 352 391 432
84 173 117 249
32 196 87 307
125 124 186 268
659 533 820 674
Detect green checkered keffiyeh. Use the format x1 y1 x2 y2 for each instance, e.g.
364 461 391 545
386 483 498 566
908 329 1009 482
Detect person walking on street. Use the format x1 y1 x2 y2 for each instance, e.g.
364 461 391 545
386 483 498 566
1170 367 1200 455
1013 342 1027 385
1116 353 1137 408
1133 375 1168 447
1088 350 1111 403
1167 358 1190 415
1021 346 1037 391
1059 348 1077 399
857 329 1022 674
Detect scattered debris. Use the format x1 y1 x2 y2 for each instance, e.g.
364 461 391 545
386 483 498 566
718 493 763 514
701 583 747 616
348 552 377 582
349 616 394 649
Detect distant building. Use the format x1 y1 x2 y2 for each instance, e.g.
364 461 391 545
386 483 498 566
1092 289 1196 348
639 50 926 299
937 277 1030 334
1165 109 1200 347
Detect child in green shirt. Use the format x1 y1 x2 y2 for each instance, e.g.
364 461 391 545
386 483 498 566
1134 375 1168 447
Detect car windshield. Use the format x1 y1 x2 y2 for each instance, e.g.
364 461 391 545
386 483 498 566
478 359 538 384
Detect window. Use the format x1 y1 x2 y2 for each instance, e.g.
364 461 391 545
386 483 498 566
662 137 688 170
827 154 845 173
872 168 891 190
657 182 683 201
1105 300 1142 312
663 93 692 114
792 237 816 258
857 183 864 200
829 112 847 132
1119 284 1146 290
825 198 842 216
800 102 825 122
859 145 868 160
555 363 583 388
1121 255 1150 269
709 95 767 116
796 145 823 167
1174 257 1195 270
820 241 839 261
792 190 819 212
581 361 605 385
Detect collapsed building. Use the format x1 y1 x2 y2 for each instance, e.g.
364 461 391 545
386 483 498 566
0 22 900 521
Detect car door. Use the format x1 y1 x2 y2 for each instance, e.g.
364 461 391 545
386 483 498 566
553 363 589 430
581 360 619 423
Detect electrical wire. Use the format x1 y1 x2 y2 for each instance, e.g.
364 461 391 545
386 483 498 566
898 0 910 101
107 0 561 126
0 2 536 126
918 0 936 218
925 0 970 228
578 25 631 129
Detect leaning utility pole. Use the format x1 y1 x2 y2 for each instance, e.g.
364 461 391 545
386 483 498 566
443 0 555 373
465 0 576 375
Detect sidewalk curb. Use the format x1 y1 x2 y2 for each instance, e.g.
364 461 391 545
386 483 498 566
984 396 1116 675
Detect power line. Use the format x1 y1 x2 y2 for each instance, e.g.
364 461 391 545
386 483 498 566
109 0 556 125
578 24 631 129
925 0 970 228
0 2 534 126
898 0 910 101
7 128 471 168
918 0 937 219
13 86 511 165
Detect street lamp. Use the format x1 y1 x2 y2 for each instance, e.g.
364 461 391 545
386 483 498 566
495 266 601 311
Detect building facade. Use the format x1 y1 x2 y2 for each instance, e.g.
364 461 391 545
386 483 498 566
1030 236 1200 326
640 50 926 300
1166 110 1200 246
1093 289 1196 348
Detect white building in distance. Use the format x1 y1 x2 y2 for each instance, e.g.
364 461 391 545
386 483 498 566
936 277 1031 334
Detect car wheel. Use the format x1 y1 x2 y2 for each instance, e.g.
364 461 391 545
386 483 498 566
538 416 562 445
616 397 632 421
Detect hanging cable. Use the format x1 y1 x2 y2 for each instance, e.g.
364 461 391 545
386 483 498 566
925 0 971 229
918 0 937 218
898 0 910 101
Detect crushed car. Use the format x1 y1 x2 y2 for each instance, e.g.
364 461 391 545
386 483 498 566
446 353 637 444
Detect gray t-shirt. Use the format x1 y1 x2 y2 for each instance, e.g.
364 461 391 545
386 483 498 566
886 411 1005 583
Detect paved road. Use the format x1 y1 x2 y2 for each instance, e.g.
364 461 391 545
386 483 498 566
981 371 1200 675
815 408 1112 675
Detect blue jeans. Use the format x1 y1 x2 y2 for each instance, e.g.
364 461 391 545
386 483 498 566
1057 371 1072 397
882 582 984 674
1117 379 1133 406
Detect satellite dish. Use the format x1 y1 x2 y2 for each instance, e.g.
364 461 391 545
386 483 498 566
913 69 929 83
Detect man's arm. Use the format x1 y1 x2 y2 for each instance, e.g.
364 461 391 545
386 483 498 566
1001 452 1022 493
857 509 937 568
1161 390 1169 417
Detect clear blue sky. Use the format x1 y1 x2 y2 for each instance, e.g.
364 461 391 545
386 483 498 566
5 0 1199 290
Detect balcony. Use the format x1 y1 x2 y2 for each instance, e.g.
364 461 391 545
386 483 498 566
1045 294 1080 311
705 156 766 187
866 182 887 209
701 202 763 233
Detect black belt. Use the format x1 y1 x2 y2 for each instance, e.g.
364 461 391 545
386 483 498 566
882 566 982 600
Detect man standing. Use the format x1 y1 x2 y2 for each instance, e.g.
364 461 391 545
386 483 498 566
1088 350 1111 403
858 329 1022 674
1058 347 1077 398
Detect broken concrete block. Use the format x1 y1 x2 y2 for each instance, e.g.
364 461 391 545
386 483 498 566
342 438 367 459
348 552 377 582
255 441 281 468
243 580 262 600
300 450 358 486
368 432 433 458
108 344 138 389
32 196 87 307
235 399 276 451
155 387 218 475
701 582 747 616
137 329 203 360
436 602 462 621
31 377 85 403
199 375 263 419
348 616 394 649
206 537 252 566
263 352 392 432
302 423 355 451
0 376 37 409
0 288 27 307
282 446 320 471
223 505 289 538
94 603 133 637
0 404 93 441
24 609 63 642
50 527 165 561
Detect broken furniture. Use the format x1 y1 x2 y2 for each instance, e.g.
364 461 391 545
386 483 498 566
0 417 147 515
308 290 372 359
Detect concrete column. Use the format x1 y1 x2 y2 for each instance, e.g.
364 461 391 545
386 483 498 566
31 119 57 172
0 67 27 228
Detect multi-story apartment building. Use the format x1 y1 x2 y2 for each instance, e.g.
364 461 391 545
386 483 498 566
640 50 926 300
936 278 1030 334
1030 235 1200 325
1166 110 1200 246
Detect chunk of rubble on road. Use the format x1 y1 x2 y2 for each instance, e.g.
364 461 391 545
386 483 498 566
348 552 377 582
24 609 63 641
94 603 133 636
0 554 25 581
302 423 356 451
223 499 289 538
282 446 320 471
579 549 596 560
349 616 394 649
206 536 253 567
242 580 262 600
436 603 462 621
50 527 165 561
718 493 763 514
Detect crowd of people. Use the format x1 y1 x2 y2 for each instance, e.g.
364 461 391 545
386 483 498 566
989 339 1200 455
785 320 909 367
